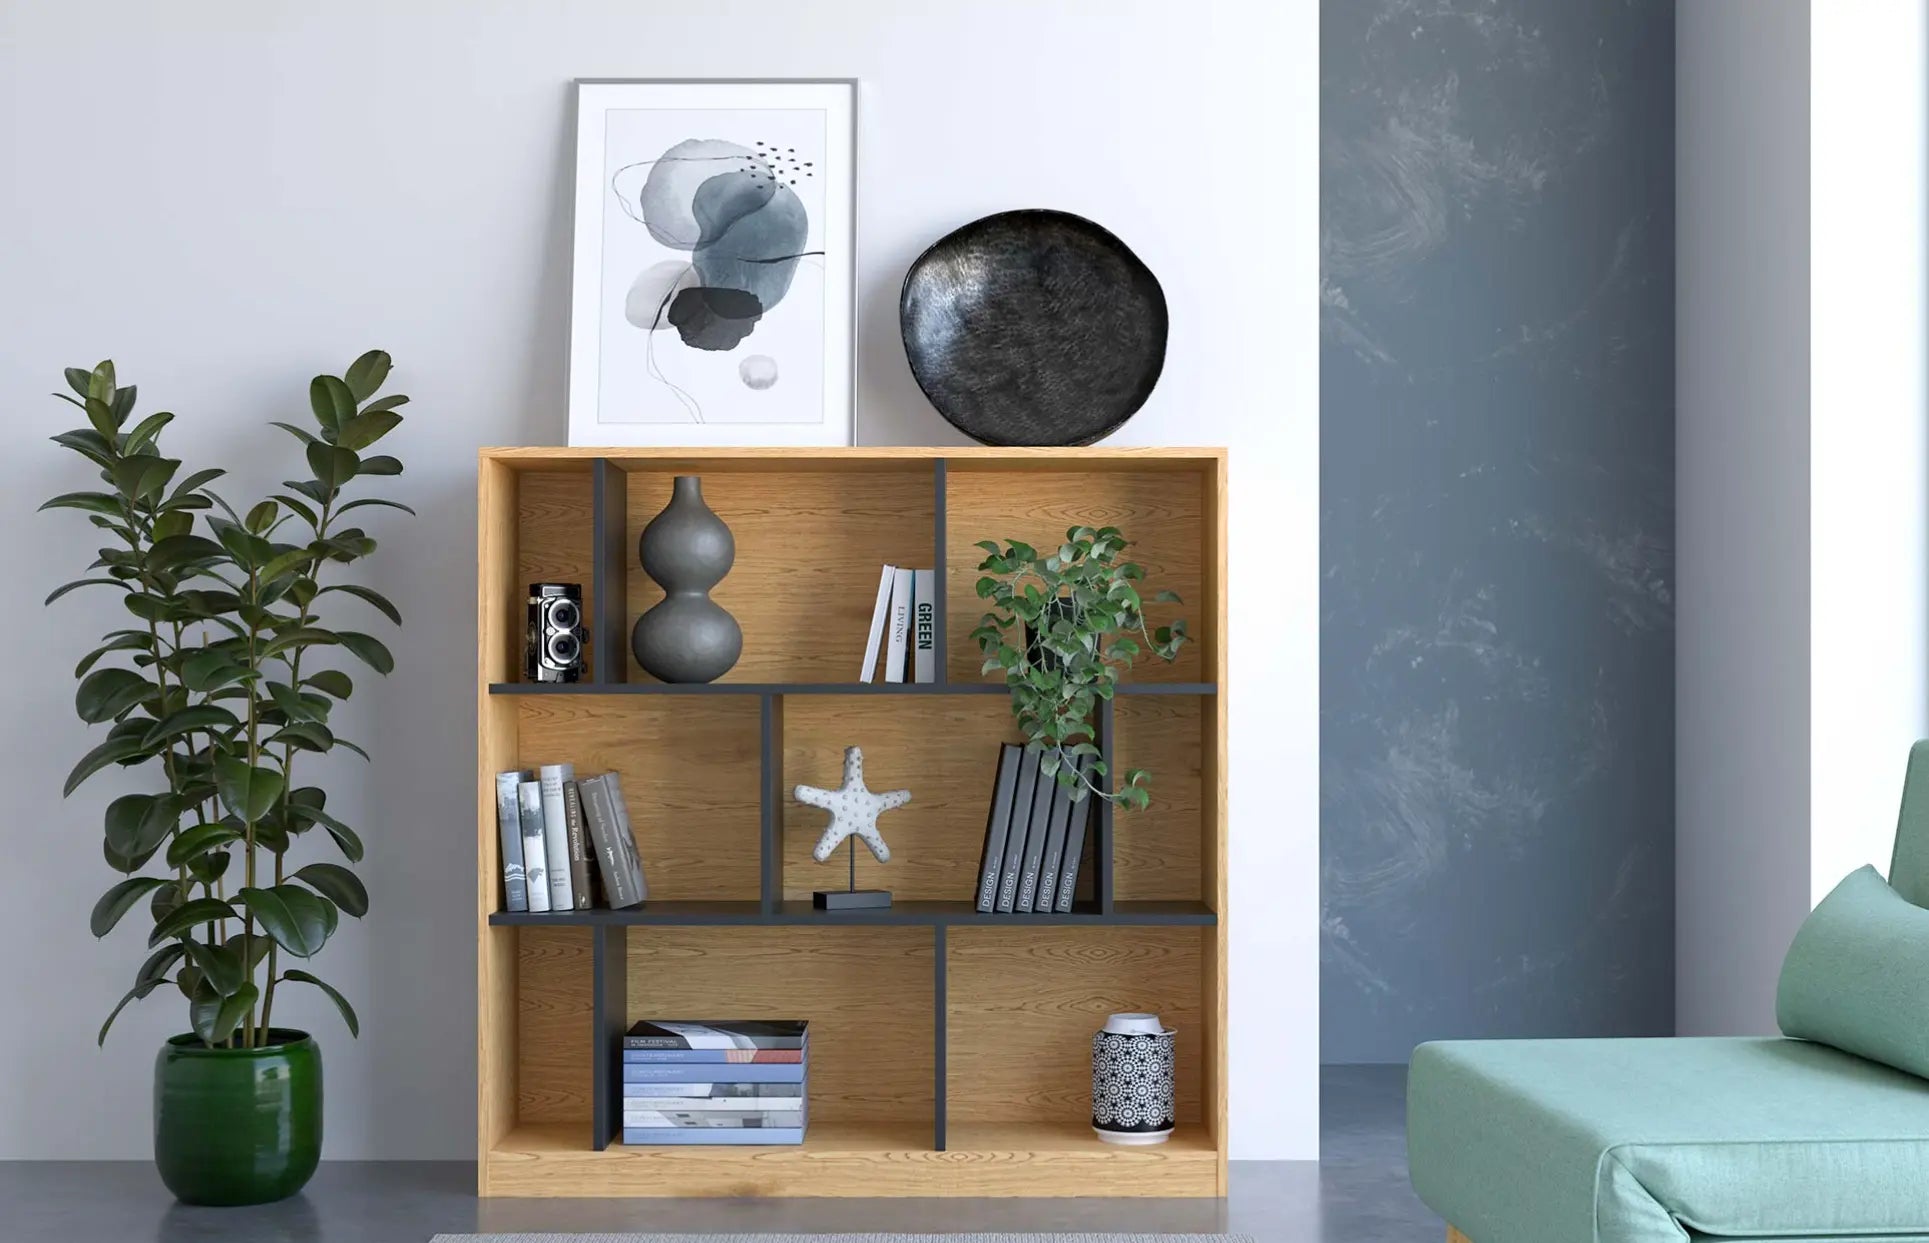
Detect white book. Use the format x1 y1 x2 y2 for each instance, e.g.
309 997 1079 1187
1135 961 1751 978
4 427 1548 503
517 781 550 913
883 566 914 684
494 771 528 912
858 564 895 682
912 568 936 683
538 763 575 911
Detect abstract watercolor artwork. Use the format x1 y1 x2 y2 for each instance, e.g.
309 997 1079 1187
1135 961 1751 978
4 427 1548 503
568 81 854 446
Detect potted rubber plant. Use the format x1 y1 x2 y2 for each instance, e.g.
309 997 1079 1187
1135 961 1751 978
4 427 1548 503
42 354 409 1205
970 525 1187 808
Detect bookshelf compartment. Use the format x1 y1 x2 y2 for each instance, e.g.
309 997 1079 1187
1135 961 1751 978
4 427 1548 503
623 925 935 1127
943 468 1207 686
780 695 1020 902
623 468 936 685
512 696 761 901
493 469 598 683
944 926 1207 1129
517 927 594 1126
1112 694 1208 903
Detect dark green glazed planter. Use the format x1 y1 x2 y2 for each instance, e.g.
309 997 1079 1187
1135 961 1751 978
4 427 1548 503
153 1028 321 1206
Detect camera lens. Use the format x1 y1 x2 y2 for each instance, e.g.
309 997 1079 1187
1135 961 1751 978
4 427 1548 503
547 599 580 630
547 631 581 665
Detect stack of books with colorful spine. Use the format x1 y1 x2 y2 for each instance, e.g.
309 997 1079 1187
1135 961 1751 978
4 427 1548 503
620 1020 808 1145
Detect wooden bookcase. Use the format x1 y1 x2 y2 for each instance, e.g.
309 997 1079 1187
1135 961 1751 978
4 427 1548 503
475 447 1227 1197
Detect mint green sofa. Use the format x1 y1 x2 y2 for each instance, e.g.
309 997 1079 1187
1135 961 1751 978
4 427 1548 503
1407 745 1929 1243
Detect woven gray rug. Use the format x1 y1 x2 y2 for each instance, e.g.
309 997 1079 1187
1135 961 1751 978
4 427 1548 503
433 1235 1253 1243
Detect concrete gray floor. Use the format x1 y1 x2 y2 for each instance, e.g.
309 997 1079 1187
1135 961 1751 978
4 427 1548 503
0 1066 1439 1243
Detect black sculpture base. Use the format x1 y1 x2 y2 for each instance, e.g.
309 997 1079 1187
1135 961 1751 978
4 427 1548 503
813 889 892 910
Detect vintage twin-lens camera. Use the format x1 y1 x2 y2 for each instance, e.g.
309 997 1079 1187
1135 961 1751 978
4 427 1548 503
526 583 587 683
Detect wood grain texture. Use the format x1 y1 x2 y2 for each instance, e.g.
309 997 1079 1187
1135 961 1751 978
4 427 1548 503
945 927 1203 1124
624 926 934 1122
1112 695 1204 902
625 470 934 684
780 696 1018 900
517 472 597 670
945 470 1205 685
513 696 761 900
517 927 593 1122
482 1120 1218 1197
478 458 520 1168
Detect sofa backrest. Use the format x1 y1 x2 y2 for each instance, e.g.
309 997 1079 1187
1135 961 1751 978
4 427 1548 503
1890 740 1929 907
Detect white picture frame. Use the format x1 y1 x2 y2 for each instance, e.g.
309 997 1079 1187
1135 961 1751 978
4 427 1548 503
567 79 856 447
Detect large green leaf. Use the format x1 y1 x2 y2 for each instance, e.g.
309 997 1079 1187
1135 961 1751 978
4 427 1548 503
165 467 225 504
303 669 352 700
268 721 334 753
334 497 415 518
76 667 151 723
98 944 184 1045
306 442 360 490
288 802 362 862
239 885 331 957
141 704 241 748
182 939 246 997
267 681 323 723
258 547 315 584
343 350 392 401
189 978 258 1046
336 631 393 674
244 500 278 534
39 491 124 516
45 577 123 606
213 757 284 822
121 410 174 455
336 410 401 452
269 421 318 446
146 533 227 571
103 793 175 862
165 821 243 869
147 897 238 946
282 969 359 1037
89 876 170 937
309 375 356 432
318 583 400 625
50 427 115 467
357 455 403 477
293 863 368 917
64 733 155 797
178 651 250 693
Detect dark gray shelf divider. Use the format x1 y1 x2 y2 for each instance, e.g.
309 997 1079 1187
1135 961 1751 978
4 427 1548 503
590 458 629 684
590 923 628 1151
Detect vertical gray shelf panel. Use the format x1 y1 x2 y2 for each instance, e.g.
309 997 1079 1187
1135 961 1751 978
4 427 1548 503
590 459 629 684
590 923 629 1150
1095 697 1116 914
932 458 948 686
933 922 947 1151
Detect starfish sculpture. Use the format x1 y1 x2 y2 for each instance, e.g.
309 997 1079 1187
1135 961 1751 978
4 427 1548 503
795 746 909 864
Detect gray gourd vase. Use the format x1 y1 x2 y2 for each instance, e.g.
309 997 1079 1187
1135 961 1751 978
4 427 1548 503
630 476 743 683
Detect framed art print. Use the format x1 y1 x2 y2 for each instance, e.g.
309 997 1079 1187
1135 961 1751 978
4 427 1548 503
567 79 855 446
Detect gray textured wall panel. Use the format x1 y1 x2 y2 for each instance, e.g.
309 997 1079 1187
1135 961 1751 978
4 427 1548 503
1320 0 1676 1062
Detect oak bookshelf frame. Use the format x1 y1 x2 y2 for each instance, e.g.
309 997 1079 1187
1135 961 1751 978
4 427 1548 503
476 446 1228 1197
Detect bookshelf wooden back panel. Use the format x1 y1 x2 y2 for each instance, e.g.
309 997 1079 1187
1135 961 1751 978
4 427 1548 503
515 471 597 673
518 927 593 1122
943 469 1206 686
944 926 1205 1124
623 469 935 685
512 697 761 900
1112 696 1206 902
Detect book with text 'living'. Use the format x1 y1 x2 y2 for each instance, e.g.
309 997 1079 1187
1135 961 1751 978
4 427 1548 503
883 566 913 683
859 564 896 682
622 1062 806 1084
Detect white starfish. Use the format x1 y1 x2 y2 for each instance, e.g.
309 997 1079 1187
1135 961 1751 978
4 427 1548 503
795 746 909 864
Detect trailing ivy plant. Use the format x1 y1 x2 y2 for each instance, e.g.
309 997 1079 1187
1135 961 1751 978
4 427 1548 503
43 354 411 1049
970 525 1187 809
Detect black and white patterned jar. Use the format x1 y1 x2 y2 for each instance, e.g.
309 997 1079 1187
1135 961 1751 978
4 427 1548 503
1091 1011 1175 1144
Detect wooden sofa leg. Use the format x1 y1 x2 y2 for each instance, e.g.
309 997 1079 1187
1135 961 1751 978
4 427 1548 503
1447 1229 1472 1243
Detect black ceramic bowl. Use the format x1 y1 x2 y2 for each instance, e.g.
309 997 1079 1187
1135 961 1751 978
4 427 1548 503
899 209 1168 446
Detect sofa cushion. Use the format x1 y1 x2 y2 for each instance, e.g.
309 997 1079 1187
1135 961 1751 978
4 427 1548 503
1408 1037 1929 1243
1778 864 1929 1078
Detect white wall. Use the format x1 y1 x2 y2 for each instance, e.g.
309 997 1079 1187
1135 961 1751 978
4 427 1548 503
1674 0 1812 1037
0 1 1319 1160
1811 1 1929 902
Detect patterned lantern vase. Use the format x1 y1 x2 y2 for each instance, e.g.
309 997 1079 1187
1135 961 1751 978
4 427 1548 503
1091 1012 1176 1145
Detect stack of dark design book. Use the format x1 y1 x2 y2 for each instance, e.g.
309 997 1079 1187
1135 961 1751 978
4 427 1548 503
493 766 648 913
974 743 1096 913
621 1020 808 1145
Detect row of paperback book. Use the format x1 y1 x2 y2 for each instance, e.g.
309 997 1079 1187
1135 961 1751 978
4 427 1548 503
859 564 936 683
493 765 648 912
974 743 1095 913
622 1020 808 1145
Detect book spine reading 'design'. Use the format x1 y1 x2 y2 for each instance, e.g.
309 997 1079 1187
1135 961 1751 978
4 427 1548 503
1014 744 1058 911
577 775 631 909
517 781 550 913
996 749 1039 912
1054 786 1095 914
975 744 1023 913
494 771 528 913
605 771 649 905
912 567 936 683
859 564 896 682
538 763 575 911
884 566 914 684
562 779 592 910
1034 754 1083 912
